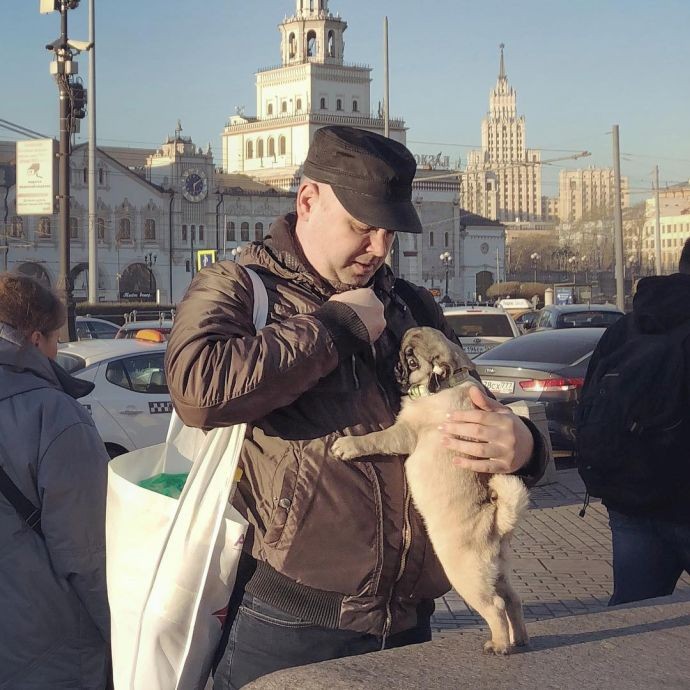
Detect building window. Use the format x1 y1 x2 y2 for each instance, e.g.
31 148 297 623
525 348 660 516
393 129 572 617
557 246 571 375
268 137 275 157
288 32 296 58
182 224 188 241
444 231 449 247
97 217 105 241
246 140 253 159
281 101 287 113
70 217 79 239
327 30 335 57
296 98 302 111
307 30 316 57
241 222 250 242
255 222 264 241
198 225 204 241
257 139 264 158
320 97 326 110
118 217 131 241
226 221 235 242
352 99 358 112
98 168 105 185
429 231 434 247
267 103 273 116
336 98 343 111
9 216 23 238
82 168 87 184
279 136 286 156
38 217 51 238
144 218 156 241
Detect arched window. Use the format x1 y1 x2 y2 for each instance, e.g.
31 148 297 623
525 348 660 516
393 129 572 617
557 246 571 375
97 217 105 241
327 30 335 57
9 216 23 238
70 217 79 239
257 139 264 158
144 218 156 241
255 222 264 241
182 224 188 241
429 231 434 247
281 101 287 113
118 217 131 241
296 98 302 111
444 232 449 247
98 168 105 185
279 136 286 156
336 98 343 111
240 222 250 242
352 99 358 112
267 103 273 116
307 30 316 57
246 140 253 159
82 168 87 184
320 97 326 110
226 221 235 242
38 217 51 238
288 32 296 58
268 137 275 157
198 225 204 241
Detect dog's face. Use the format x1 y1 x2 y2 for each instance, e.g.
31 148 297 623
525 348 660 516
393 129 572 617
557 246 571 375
395 327 475 393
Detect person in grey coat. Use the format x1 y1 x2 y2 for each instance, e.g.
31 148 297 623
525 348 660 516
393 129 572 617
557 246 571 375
0 273 111 690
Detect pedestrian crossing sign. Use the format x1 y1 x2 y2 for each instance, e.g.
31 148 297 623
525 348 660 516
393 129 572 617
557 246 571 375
197 249 217 272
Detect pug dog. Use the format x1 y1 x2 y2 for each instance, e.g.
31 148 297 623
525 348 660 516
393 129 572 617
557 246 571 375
332 326 529 654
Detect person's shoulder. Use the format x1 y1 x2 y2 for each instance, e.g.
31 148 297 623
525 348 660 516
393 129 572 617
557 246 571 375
394 279 440 324
183 260 255 301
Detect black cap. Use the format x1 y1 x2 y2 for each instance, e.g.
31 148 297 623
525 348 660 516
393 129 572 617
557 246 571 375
303 126 422 234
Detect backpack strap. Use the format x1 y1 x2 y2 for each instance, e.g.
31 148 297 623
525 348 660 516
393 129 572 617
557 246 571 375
394 278 435 328
0 463 43 537
243 266 269 330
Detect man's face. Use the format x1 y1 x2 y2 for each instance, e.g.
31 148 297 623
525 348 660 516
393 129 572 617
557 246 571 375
296 182 396 288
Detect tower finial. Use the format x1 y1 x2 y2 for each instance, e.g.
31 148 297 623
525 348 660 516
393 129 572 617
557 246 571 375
499 43 506 79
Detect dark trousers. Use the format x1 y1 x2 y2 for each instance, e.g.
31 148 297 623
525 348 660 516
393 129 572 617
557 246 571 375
212 591 432 690
608 508 690 606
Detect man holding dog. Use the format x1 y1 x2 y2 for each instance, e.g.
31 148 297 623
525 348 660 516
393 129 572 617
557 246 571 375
166 126 546 688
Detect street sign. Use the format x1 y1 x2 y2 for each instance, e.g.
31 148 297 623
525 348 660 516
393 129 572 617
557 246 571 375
15 139 56 216
197 249 217 272
555 286 574 305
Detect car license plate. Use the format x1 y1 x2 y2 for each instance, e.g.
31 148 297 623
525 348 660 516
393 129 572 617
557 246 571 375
482 379 514 394
464 344 488 355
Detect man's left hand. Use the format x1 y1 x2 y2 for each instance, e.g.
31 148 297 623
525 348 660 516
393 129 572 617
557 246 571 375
440 385 534 474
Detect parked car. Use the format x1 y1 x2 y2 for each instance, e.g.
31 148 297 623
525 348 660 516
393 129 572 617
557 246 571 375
474 328 606 449
56 337 171 458
513 310 539 333
75 316 121 340
443 306 520 358
115 319 175 339
530 303 624 331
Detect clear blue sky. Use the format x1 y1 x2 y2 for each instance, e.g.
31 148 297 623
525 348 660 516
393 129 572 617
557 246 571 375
2 0 689 201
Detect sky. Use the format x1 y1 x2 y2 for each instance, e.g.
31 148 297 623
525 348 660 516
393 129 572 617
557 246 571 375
2 0 689 202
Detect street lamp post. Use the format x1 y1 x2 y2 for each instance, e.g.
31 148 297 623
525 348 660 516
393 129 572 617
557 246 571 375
568 255 578 283
231 246 242 262
440 251 453 301
144 251 157 298
530 252 540 283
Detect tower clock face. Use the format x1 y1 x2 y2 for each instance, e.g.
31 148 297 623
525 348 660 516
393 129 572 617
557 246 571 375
181 168 208 202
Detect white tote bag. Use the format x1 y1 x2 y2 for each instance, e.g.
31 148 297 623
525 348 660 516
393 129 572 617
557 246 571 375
107 267 268 690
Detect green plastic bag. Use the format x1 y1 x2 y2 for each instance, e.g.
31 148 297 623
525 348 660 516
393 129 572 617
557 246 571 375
138 472 189 499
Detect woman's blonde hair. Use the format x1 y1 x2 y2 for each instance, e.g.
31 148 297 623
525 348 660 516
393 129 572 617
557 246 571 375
0 272 66 339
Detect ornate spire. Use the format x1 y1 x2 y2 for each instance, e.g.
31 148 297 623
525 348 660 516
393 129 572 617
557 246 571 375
499 43 506 80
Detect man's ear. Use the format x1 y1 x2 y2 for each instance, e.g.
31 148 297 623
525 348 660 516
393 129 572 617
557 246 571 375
29 330 41 348
296 181 320 222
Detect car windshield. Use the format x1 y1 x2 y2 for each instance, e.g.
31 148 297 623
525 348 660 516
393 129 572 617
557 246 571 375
556 311 622 328
476 332 602 365
55 352 87 373
445 314 514 338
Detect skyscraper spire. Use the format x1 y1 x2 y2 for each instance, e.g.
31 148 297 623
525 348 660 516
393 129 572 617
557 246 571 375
499 43 506 80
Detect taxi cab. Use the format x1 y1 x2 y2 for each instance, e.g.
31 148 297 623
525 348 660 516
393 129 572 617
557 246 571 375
56 330 171 458
442 305 521 358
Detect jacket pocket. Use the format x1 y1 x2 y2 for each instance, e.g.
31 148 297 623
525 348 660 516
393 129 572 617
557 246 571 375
263 444 301 546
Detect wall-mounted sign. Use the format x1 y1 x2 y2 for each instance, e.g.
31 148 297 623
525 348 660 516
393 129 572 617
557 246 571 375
16 139 56 216
197 249 217 272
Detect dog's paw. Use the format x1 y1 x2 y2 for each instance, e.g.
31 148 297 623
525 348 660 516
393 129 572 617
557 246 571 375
483 640 510 656
331 437 361 462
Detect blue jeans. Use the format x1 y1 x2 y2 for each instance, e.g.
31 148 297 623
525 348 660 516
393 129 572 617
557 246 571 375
608 509 690 606
212 592 432 690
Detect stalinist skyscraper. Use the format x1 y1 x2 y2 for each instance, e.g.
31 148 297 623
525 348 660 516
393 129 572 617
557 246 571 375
462 45 542 222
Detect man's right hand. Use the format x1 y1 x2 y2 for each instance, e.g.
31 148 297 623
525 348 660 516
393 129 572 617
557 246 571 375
330 288 386 343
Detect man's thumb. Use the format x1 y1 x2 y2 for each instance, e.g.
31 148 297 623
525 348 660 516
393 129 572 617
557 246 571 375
469 383 503 411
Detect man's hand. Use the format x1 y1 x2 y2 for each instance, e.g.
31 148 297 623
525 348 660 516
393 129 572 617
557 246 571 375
440 385 534 474
330 288 386 343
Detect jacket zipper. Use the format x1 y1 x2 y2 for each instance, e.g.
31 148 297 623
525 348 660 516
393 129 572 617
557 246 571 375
381 476 413 649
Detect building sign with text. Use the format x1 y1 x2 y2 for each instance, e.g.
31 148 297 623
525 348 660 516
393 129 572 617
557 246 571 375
15 139 56 216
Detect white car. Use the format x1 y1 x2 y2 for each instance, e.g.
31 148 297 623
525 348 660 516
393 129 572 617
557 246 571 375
56 336 172 458
442 306 521 358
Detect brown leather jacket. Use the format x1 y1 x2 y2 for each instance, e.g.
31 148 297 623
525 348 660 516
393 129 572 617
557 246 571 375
166 214 546 636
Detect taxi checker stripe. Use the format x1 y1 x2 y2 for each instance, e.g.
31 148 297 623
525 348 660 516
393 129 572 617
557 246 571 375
149 401 173 414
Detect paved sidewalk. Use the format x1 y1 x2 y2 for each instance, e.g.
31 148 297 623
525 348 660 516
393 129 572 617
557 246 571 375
432 467 690 634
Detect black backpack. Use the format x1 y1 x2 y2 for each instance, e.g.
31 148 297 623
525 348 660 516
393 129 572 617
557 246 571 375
576 317 690 513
